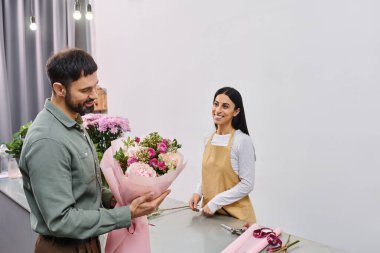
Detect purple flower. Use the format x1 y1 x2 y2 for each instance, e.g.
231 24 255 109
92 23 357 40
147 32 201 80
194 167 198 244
98 116 131 133
135 137 140 143
157 142 167 154
82 113 103 128
110 127 119 134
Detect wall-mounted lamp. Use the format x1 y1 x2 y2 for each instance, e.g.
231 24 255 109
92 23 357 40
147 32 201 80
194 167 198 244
73 0 82 20
29 16 37 30
86 3 93 20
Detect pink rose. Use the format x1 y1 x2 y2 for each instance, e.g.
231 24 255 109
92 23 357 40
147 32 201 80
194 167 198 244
150 158 158 167
157 161 166 171
148 148 156 158
135 137 140 143
127 156 138 166
157 142 167 154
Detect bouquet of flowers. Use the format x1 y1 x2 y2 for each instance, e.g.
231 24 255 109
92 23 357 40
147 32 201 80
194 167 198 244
114 132 182 176
82 113 131 160
100 132 186 253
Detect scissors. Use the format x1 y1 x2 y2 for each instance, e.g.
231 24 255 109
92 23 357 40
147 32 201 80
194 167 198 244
220 224 246 235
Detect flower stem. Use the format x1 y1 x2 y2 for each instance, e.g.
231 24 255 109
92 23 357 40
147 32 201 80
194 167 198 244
271 240 300 252
159 205 190 211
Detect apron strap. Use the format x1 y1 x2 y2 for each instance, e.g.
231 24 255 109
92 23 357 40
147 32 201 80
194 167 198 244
207 132 216 145
227 130 236 148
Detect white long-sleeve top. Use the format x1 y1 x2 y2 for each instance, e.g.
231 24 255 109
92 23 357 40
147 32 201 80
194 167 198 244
195 129 256 213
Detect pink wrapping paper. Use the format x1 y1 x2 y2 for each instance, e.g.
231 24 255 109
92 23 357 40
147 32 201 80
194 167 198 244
100 139 186 253
221 224 282 253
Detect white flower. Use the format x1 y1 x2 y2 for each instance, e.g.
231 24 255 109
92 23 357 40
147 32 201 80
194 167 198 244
125 146 142 157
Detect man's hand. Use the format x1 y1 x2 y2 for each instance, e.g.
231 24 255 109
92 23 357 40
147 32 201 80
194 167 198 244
110 196 117 208
188 193 201 211
129 190 171 218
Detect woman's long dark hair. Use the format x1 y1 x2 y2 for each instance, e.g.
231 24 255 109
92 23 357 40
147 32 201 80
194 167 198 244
214 87 250 135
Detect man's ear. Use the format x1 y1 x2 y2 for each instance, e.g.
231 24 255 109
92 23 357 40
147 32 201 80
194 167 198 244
52 82 66 97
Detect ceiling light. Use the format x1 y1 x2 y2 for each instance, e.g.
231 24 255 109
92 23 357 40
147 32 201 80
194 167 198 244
73 0 82 20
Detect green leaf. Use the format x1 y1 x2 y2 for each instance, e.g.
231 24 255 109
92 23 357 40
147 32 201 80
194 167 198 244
113 148 129 171
5 121 32 158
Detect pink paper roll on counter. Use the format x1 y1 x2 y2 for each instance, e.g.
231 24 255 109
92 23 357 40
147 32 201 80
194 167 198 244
221 224 282 253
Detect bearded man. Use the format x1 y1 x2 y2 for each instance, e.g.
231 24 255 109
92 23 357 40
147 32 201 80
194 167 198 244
19 48 169 253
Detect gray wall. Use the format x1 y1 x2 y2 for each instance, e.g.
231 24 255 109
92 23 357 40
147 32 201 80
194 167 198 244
93 1 380 252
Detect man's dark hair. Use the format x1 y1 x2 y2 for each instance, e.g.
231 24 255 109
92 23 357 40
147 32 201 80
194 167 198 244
46 48 98 89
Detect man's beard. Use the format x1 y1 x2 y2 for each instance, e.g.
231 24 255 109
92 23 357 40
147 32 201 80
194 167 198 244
65 92 95 116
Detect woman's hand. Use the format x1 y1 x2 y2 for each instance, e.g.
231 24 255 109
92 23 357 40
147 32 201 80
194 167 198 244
188 193 201 211
202 205 213 216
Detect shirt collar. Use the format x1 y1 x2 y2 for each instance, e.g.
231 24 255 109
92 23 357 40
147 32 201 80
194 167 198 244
44 99 80 128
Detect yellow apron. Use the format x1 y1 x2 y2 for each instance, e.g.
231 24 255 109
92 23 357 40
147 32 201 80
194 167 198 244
202 130 256 223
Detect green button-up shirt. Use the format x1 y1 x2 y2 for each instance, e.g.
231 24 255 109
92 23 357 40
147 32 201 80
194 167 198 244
19 99 131 239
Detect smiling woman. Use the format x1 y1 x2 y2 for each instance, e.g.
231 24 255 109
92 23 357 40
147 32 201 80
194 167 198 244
189 87 256 223
212 95 241 133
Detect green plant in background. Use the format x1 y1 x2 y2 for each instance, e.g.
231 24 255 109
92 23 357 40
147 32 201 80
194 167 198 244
5 114 130 187
5 121 32 159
